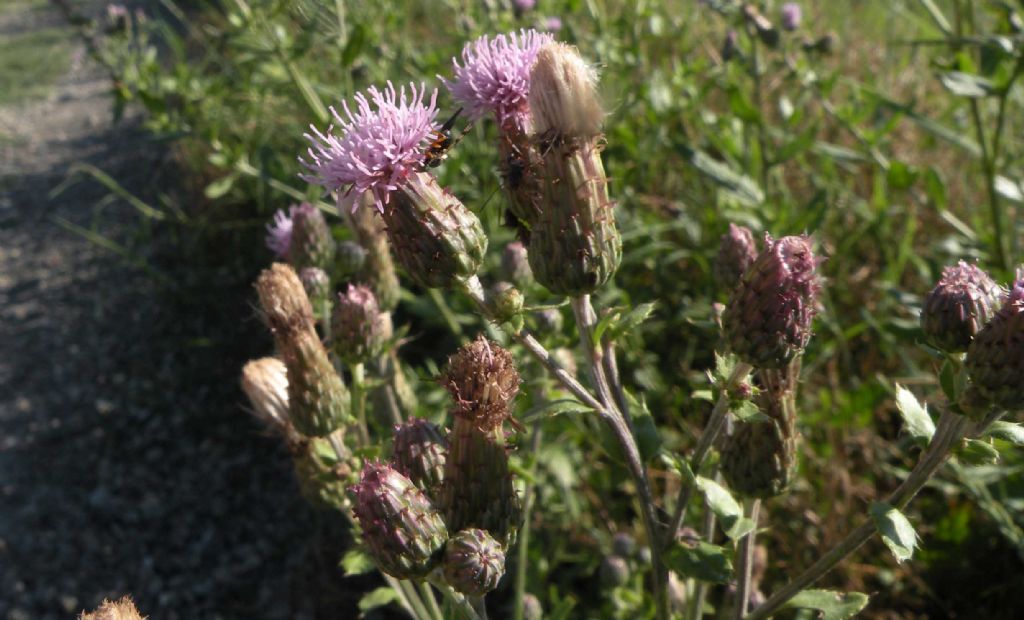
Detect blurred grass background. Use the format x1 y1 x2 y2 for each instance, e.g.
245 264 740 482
59 0 1024 617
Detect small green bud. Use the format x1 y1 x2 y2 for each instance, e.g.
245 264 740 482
721 391 798 498
611 532 636 559
335 240 368 280
443 528 506 596
346 195 401 311
491 282 525 328
290 203 336 272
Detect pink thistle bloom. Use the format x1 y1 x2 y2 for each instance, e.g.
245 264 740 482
265 203 315 257
780 3 802 31
301 82 439 211
512 0 536 10
543 17 563 32
443 29 553 129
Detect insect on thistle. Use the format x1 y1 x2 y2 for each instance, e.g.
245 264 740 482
421 107 473 169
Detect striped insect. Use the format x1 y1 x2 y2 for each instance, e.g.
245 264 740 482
421 108 472 169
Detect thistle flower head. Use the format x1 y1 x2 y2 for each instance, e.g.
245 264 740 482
444 29 553 129
302 82 440 211
442 336 521 431
780 3 802 31
80 596 145 620
965 269 1024 413
443 528 507 596
240 357 291 433
529 42 603 138
723 234 822 368
265 205 300 258
391 417 448 499
920 261 1001 353
331 284 391 365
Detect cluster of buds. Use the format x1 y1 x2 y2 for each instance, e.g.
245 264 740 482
255 264 351 437
723 234 821 369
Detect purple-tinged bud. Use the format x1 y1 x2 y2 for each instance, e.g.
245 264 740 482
381 172 487 290
299 267 331 318
780 3 802 31
721 390 798 498
335 240 368 279
443 528 506 596
723 234 821 369
442 336 522 432
611 532 637 558
501 241 534 288
965 273 1024 413
599 555 630 587
349 461 448 579
521 593 543 620
256 264 350 436
921 261 1001 354
331 285 391 365
345 194 401 311
240 357 292 436
80 596 145 620
290 203 337 272
391 418 448 501
714 223 758 292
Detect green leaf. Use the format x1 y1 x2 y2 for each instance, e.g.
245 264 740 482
894 384 935 442
633 409 664 463
592 302 656 346
696 476 756 540
340 549 375 576
665 541 733 584
358 587 399 612
732 400 769 423
870 502 917 563
341 24 367 68
204 174 237 199
957 438 1001 465
782 589 871 620
661 453 696 485
713 352 738 385
985 421 1024 446
520 399 595 423
939 71 996 98
677 145 764 206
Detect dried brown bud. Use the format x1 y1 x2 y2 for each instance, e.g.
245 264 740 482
240 357 291 434
529 42 604 139
256 263 316 339
441 336 521 431
80 597 146 620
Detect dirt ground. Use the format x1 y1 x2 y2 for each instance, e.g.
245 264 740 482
0 3 370 618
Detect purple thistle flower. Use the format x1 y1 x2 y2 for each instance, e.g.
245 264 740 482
301 82 439 211
543 16 563 32
265 203 316 258
512 0 536 10
780 3 802 31
443 29 553 129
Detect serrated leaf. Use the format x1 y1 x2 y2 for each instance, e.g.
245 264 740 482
985 421 1024 446
358 587 399 612
340 549 375 576
957 438 1001 465
713 352 738 385
870 502 917 563
665 541 733 583
696 476 756 540
939 71 996 98
782 589 870 620
894 384 935 442
592 302 657 346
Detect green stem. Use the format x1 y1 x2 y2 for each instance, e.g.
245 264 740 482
744 410 971 620
686 493 718 620
350 362 370 445
419 581 444 620
513 419 544 620
733 499 761 620
427 574 483 620
969 97 1008 271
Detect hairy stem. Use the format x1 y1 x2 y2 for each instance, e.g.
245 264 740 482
734 499 761 620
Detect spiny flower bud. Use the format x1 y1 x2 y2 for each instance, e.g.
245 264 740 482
256 264 350 436
290 203 337 272
80 597 145 620
391 418 448 500
966 273 1024 413
331 285 391 365
443 528 506 596
381 172 487 290
527 43 621 296
491 282 525 326
349 461 449 579
335 240 368 279
347 193 401 311
240 357 291 435
921 261 1001 354
501 240 534 288
714 223 758 292
723 235 821 369
721 391 798 498
299 267 331 318
442 336 522 432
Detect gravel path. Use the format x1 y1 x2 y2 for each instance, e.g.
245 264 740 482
0 4 366 618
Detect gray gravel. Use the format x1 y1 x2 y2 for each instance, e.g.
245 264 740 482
0 3 371 618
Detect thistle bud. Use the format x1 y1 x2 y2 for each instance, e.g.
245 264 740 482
521 594 543 620
381 172 487 289
533 308 564 334
441 336 522 432
290 203 337 272
921 261 1001 354
391 418 448 500
331 285 391 365
256 264 350 436
966 274 1024 413
240 357 291 435
527 43 621 296
299 267 331 318
335 240 368 279
349 461 448 579
443 528 506 596
80 597 145 620
721 391 798 498
346 195 401 311
714 223 758 292
723 235 821 369
501 241 534 289
599 555 630 587
611 532 637 559
780 3 802 31
293 431 357 511
491 283 525 327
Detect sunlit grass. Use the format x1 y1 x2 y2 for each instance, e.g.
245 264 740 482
0 27 72 106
